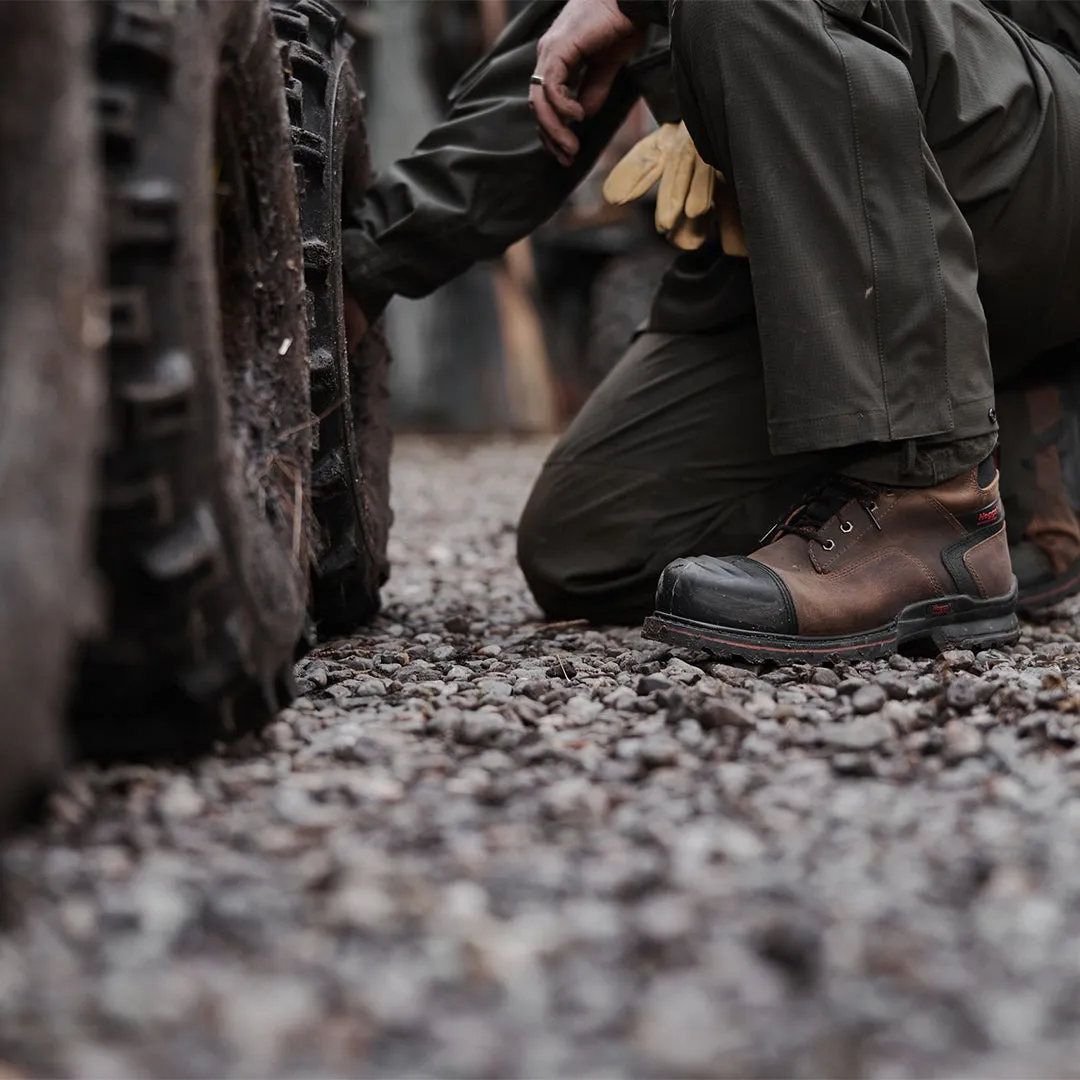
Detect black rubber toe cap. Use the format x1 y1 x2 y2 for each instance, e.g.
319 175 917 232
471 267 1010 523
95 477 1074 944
654 555 797 634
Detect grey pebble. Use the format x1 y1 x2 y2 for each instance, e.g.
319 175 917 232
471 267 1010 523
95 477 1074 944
820 715 894 751
943 719 985 761
639 735 681 767
634 675 669 696
940 649 977 670
698 700 755 730
664 659 703 685
456 710 508 745
156 778 205 822
851 683 888 714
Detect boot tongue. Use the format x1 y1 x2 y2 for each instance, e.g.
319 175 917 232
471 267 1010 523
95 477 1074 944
787 476 878 533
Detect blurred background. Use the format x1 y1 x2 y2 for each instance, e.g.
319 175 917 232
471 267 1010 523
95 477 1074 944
343 0 674 434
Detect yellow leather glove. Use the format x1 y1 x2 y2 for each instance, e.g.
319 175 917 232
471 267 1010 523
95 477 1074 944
602 122 748 258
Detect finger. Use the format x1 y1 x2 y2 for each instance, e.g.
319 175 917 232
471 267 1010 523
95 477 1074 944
604 160 662 205
578 61 620 119
530 53 582 160
530 83 578 164
685 153 715 219
602 140 664 204
539 125 577 167
668 213 710 251
655 140 694 233
535 50 585 124
546 79 586 124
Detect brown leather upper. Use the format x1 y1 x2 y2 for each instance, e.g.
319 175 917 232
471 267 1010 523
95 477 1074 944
751 466 1013 636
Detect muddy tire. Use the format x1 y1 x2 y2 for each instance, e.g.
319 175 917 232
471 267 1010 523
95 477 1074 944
0 1 101 823
73 0 311 761
273 0 392 640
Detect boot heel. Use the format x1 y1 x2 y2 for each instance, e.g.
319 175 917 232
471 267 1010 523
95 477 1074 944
928 612 1020 652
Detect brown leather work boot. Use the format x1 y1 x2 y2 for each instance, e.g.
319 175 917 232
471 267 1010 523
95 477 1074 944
643 456 1019 662
998 369 1080 614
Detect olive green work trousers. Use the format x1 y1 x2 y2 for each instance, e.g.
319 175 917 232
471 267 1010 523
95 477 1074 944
518 308 1080 625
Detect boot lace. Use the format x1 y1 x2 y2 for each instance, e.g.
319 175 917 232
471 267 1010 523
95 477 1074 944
763 476 883 549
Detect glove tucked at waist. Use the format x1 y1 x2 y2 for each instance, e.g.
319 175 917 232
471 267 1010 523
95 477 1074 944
602 122 747 257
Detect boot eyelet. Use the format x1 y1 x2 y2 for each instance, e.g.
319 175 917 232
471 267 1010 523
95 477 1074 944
821 539 836 551
840 521 853 533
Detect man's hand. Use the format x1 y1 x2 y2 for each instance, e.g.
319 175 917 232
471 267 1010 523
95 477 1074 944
529 0 643 166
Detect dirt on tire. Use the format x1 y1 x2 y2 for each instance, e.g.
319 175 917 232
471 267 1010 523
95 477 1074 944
274 0 392 641
72 0 312 761
0 0 102 826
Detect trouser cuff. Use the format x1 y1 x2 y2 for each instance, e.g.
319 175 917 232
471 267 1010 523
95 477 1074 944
839 395 1000 486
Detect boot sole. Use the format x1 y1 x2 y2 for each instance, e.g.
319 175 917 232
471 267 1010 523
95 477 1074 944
642 583 1019 664
1017 556 1080 615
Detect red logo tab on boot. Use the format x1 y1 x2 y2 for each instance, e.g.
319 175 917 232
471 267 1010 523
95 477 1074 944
976 506 1000 525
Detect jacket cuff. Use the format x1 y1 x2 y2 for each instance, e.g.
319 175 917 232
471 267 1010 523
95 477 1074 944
341 228 394 320
617 0 669 27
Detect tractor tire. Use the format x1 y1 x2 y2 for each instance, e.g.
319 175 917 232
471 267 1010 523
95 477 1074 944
273 0 392 640
0 0 101 825
73 0 312 760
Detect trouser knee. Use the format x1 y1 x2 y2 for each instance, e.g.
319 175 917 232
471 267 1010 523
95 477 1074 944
516 469 659 626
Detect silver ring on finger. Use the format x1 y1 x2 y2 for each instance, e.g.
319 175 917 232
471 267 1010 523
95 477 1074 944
530 74 545 87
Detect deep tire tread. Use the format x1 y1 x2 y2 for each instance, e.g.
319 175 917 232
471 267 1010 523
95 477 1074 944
76 0 306 761
273 0 391 639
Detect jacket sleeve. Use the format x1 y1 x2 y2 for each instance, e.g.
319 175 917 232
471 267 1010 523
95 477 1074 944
617 0 669 26
342 0 672 315
985 1 1080 58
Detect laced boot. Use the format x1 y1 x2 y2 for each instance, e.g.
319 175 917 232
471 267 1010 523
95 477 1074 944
644 455 1019 662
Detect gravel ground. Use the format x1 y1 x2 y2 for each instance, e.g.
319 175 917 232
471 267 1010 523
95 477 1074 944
5 435 1080 1078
